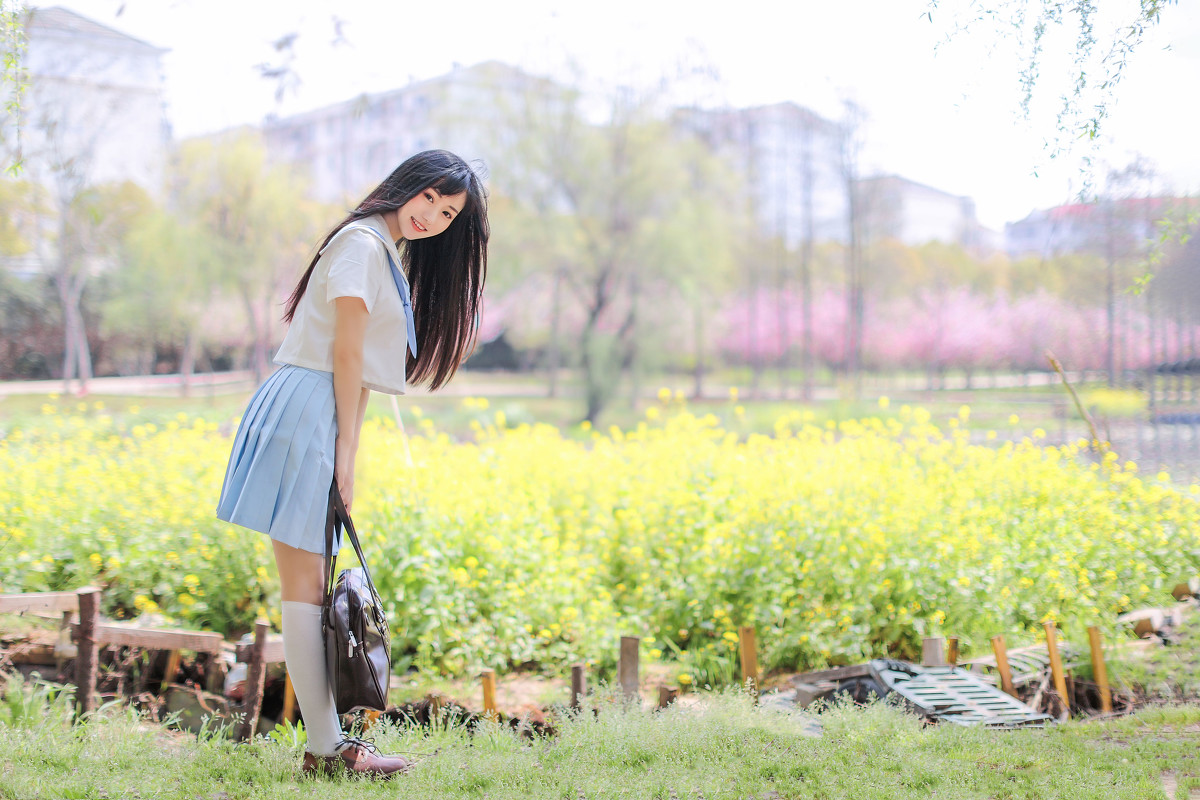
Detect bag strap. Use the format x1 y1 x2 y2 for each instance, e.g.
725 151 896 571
322 482 385 612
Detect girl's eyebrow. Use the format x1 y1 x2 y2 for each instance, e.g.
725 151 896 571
429 187 458 215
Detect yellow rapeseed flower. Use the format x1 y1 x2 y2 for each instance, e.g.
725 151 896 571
5 391 1198 684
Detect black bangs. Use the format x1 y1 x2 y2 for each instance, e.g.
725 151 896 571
431 169 470 196
429 167 477 212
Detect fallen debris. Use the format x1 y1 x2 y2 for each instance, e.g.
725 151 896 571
787 659 1054 728
962 642 1082 691
1118 598 1195 643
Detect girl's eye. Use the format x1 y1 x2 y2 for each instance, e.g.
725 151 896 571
443 211 452 219
424 192 433 201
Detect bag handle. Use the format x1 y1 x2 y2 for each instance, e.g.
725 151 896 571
322 482 387 622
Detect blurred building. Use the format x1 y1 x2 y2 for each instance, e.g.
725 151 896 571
1004 198 1185 258
3 6 171 278
17 6 171 193
855 174 998 253
262 61 551 204
672 102 849 246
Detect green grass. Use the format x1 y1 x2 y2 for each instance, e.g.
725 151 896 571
0 378 1090 448
1 675 1198 799
0 367 1114 423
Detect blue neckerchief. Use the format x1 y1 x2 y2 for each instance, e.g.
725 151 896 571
336 224 418 359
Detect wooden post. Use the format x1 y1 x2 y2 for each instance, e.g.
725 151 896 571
618 637 640 702
428 692 444 730
657 685 678 709
570 662 587 711
281 671 298 723
55 610 76 684
990 635 1016 697
1087 626 1113 713
1044 621 1070 714
236 619 269 741
204 652 226 695
74 587 101 720
480 668 498 722
159 650 182 695
738 626 759 692
922 637 946 667
947 637 960 666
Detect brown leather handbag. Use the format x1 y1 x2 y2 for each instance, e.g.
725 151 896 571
322 482 391 714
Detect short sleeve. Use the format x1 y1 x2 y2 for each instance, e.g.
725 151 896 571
324 230 385 314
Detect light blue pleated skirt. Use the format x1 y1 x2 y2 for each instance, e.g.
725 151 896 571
216 364 340 556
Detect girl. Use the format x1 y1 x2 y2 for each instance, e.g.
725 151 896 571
216 149 488 778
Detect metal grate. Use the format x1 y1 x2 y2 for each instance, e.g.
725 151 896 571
882 664 1055 728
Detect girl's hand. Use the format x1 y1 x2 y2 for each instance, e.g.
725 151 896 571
334 435 355 512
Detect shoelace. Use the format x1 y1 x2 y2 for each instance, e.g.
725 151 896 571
335 734 379 755
331 735 441 759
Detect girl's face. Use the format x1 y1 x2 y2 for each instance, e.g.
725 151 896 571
395 186 467 240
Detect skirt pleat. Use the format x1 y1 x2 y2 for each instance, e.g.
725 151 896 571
221 369 314 529
272 379 333 508
244 376 324 518
221 367 307 499
276 421 338 553
216 365 340 556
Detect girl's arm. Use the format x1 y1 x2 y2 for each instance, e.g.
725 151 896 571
333 296 369 511
351 385 370 455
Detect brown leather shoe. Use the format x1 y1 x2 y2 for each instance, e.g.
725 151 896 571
301 736 413 779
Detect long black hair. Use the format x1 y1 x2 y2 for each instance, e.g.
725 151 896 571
283 149 489 392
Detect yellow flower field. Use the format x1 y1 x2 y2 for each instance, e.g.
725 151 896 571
2 399 1198 686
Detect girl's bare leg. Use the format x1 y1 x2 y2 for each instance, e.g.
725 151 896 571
271 538 344 754
272 539 325 604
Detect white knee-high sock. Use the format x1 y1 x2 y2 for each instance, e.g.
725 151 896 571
281 600 344 755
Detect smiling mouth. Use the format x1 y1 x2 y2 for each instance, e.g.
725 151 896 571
411 216 427 233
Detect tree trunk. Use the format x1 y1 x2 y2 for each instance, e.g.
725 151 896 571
57 270 91 396
580 270 613 426
581 327 604 426
259 294 273 381
60 292 76 393
800 126 815 403
547 266 563 398
73 311 92 389
1105 201 1116 387
777 246 789 400
241 287 270 382
691 296 706 400
180 328 197 397
624 272 640 411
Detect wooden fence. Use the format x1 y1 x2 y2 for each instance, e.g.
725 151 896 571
0 587 289 739
3 581 1195 736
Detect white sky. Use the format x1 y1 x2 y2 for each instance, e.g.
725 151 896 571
39 0 1200 230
